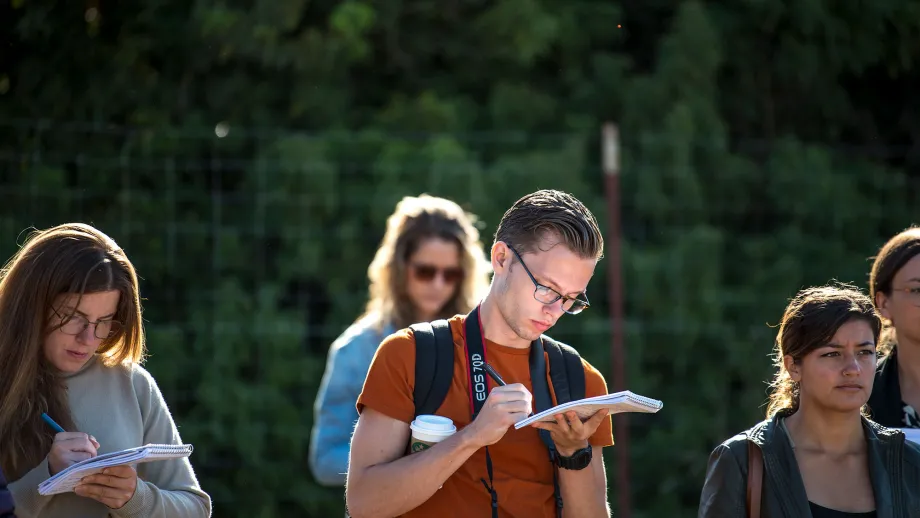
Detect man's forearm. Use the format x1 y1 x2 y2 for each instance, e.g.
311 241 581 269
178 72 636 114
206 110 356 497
346 428 481 518
557 457 610 518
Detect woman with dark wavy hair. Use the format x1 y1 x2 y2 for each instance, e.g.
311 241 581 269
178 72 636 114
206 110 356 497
866 226 920 428
699 283 920 518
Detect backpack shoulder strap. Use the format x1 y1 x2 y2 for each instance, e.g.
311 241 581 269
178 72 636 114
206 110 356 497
541 335 586 404
410 322 436 417
410 320 454 417
530 337 565 514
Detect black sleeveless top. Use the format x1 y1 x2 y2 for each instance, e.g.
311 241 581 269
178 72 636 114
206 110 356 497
809 502 876 518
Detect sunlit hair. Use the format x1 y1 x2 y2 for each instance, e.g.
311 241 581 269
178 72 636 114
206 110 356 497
0 223 145 478
494 189 603 261
361 195 490 330
869 225 920 355
766 282 881 418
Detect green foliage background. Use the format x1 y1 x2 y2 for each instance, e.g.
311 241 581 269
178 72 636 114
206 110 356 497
2 1 919 516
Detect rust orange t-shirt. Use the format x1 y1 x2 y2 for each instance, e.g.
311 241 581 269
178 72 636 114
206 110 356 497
356 314 615 518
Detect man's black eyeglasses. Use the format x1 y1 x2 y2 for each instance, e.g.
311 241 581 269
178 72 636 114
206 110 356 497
507 245 590 315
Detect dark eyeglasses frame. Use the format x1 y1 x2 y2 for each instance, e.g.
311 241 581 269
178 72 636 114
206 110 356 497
52 308 122 340
506 245 590 315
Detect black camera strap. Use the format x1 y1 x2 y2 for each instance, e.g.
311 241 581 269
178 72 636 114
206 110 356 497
463 306 498 518
463 305 564 518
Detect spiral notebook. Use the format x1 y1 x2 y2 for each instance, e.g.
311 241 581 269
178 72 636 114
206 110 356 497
38 443 193 495
514 390 663 429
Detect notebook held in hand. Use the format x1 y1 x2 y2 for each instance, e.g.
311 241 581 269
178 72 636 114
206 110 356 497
513 390 663 429
39 443 193 496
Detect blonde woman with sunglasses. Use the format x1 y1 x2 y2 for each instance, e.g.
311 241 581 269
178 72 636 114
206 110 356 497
309 194 490 487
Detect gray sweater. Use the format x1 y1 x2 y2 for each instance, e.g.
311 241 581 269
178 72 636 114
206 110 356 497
8 355 211 517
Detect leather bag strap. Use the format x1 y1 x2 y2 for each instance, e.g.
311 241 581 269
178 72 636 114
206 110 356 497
746 440 763 518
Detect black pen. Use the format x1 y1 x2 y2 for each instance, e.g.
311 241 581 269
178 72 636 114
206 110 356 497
484 363 507 387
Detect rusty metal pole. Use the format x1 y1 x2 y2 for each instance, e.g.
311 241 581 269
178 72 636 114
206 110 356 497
602 122 630 518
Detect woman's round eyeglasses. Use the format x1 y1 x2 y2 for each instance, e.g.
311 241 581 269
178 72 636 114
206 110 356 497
53 308 122 340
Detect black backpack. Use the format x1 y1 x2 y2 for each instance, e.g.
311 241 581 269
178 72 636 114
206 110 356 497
409 318 586 516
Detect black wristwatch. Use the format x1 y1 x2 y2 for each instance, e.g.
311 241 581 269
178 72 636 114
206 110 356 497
554 444 592 470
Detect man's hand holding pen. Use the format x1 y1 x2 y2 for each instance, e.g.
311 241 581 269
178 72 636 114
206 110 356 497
482 363 607 456
465 383 532 447
462 363 532 447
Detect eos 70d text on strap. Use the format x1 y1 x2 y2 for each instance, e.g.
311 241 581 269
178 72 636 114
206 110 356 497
462 305 568 518
462 306 498 518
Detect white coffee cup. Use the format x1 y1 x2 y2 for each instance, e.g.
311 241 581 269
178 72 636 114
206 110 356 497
409 415 457 453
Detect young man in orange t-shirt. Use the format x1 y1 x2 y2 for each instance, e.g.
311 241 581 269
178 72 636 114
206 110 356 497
346 190 614 518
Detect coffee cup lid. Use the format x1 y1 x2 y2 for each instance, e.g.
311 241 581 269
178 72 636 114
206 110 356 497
411 414 457 435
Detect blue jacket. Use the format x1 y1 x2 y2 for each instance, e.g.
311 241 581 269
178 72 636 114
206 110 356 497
0 465 16 518
309 316 394 486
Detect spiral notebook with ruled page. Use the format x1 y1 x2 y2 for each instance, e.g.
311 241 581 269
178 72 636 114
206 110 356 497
513 390 663 429
38 443 193 495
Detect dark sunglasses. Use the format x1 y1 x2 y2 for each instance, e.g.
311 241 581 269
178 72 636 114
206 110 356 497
411 263 464 284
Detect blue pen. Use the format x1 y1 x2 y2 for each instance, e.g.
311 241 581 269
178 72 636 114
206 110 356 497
41 413 66 433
